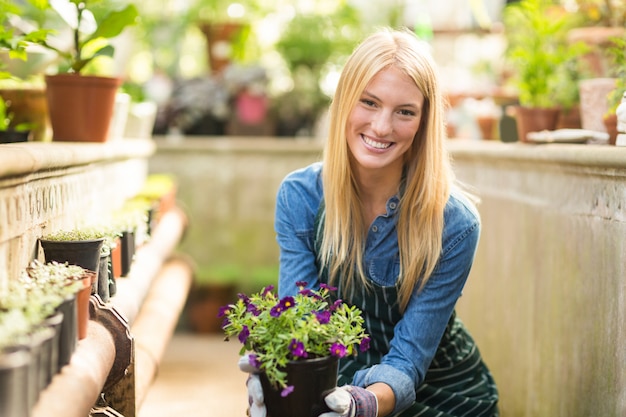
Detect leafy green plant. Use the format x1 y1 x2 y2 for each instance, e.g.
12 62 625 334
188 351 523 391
0 95 32 131
604 35 626 115
42 227 107 242
503 0 588 108
220 282 370 396
0 260 87 349
3 0 139 74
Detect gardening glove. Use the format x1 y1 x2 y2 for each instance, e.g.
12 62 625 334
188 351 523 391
319 386 378 417
238 355 266 417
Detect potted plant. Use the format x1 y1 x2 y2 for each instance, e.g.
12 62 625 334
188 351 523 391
272 4 363 137
503 0 588 142
601 34 626 144
39 228 107 339
0 307 32 417
190 0 266 74
1 261 88 411
567 0 626 77
0 95 33 143
220 282 370 416
5 0 139 142
22 260 88 369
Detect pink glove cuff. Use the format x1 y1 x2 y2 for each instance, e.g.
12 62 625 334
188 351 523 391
346 386 378 417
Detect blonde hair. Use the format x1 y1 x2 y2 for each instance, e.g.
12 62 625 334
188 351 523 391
320 27 454 312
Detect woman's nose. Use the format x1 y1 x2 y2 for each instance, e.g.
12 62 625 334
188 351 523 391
371 110 392 136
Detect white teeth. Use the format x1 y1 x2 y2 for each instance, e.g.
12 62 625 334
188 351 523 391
363 136 391 149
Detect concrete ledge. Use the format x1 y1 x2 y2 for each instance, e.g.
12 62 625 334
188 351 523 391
0 139 155 178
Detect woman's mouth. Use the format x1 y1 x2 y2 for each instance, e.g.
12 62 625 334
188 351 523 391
362 135 392 149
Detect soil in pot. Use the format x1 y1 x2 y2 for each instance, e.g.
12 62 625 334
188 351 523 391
259 356 339 417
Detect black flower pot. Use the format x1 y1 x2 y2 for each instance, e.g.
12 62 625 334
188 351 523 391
19 327 55 411
0 347 31 417
34 326 55 393
120 230 135 277
55 295 77 369
39 238 104 279
98 253 110 302
42 312 64 384
260 356 338 417
0 129 30 143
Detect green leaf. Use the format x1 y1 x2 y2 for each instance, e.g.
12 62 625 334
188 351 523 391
90 4 138 40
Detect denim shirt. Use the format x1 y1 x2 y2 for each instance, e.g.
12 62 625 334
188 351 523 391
275 162 481 413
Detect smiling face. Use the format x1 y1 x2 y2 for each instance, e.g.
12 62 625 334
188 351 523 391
346 65 425 178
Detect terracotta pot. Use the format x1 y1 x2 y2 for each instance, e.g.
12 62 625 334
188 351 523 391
111 237 122 280
76 271 96 340
259 356 339 417
513 106 560 143
186 283 237 333
199 22 246 74
45 74 121 142
0 87 52 142
568 27 626 77
556 105 582 129
579 78 616 132
603 113 618 145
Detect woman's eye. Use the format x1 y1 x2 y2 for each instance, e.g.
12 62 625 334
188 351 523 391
360 99 376 107
399 109 415 116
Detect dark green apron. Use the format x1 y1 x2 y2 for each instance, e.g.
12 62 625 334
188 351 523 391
314 203 499 417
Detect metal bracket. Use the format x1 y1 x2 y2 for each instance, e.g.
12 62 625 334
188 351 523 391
89 295 133 391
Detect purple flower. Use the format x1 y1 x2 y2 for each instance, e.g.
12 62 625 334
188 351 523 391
288 339 308 358
238 325 250 344
281 385 294 397
248 354 261 369
299 288 313 296
238 293 250 303
320 283 338 292
217 305 230 317
295 281 307 288
359 337 371 352
220 317 230 329
261 285 274 296
314 310 331 324
246 302 260 316
330 343 347 358
330 299 343 311
270 296 295 317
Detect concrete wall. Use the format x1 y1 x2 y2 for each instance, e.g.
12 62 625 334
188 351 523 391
0 140 154 289
451 141 626 417
149 137 323 286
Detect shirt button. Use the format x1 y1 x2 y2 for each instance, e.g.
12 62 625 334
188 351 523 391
372 225 378 232
389 202 397 210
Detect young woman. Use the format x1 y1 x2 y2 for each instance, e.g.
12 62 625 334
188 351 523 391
244 27 499 417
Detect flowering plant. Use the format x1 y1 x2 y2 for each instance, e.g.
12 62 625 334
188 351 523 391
220 282 370 397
